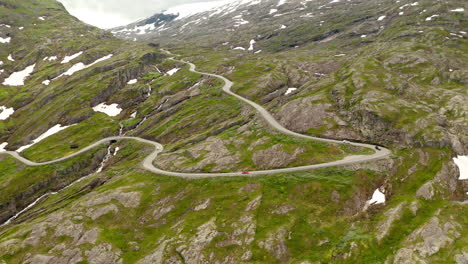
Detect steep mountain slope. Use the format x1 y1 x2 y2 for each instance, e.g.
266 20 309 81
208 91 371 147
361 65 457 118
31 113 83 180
0 0 466 263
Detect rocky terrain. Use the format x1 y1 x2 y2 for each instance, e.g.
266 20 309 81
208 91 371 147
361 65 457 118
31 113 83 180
0 0 466 263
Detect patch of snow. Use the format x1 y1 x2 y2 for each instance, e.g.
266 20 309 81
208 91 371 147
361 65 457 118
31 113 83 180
377 15 386 21
0 142 7 152
93 103 122 117
280 24 287 29
61 51 83 64
453 156 468 180
335 53 346 57
61 63 86 76
361 34 367 38
425 15 439 21
0 106 14 120
0 37 11 44
233 15 249 27
57 54 113 78
285 88 297 95
19 26 24 30
17 124 76 152
167 68 180 76
254 50 262 54
42 80 50 85
2 64 35 86
43 56 57 62
367 188 386 205
127 79 137 84
135 23 156 35
277 0 287 6
7 54 14 61
130 111 137 118
399 11 404 15
248 39 256 51
450 8 464 12
269 9 278 14
233 47 245 50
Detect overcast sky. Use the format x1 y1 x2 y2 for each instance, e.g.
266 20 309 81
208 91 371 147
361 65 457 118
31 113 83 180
58 0 218 29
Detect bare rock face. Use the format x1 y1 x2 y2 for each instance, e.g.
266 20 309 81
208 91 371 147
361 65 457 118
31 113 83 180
215 196 261 262
275 96 361 140
245 196 262 212
454 252 468 264
252 144 303 169
150 190 187 222
376 202 405 241
76 228 99 246
258 226 290 262
155 137 241 172
85 243 122 264
22 222 49 248
58 248 83 264
271 205 296 215
54 220 84 242
391 217 461 263
86 204 119 220
82 189 141 208
179 218 219 264
416 161 460 200
137 241 168 264
415 182 434 200
23 254 53 264
194 198 211 211
0 239 21 256
276 97 333 132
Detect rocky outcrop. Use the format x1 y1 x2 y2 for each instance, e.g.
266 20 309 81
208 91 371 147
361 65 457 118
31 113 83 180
194 198 211 211
86 204 119 220
390 216 462 263
80 189 141 208
275 96 362 141
376 202 405 241
85 243 122 264
155 137 241 172
252 144 303 169
416 161 460 200
258 226 290 262
179 218 219 264
271 205 296 215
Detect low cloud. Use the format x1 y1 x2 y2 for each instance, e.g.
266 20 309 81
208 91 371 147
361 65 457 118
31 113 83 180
58 0 219 28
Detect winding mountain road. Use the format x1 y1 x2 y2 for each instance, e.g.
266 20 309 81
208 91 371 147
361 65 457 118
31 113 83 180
0 51 391 178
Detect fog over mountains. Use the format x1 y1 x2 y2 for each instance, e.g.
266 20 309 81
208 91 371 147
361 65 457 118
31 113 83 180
58 0 222 28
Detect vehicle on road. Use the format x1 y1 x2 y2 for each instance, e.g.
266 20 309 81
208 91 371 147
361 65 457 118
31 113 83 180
375 146 381 150
242 171 250 174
